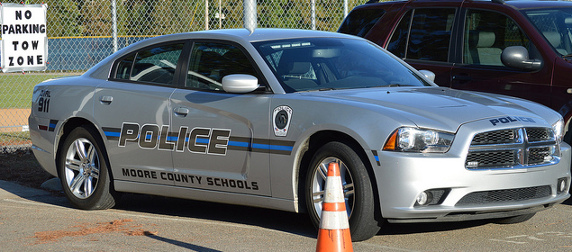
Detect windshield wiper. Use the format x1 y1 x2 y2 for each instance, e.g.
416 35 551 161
298 87 337 92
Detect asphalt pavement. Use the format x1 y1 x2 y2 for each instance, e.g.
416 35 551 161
2 179 572 251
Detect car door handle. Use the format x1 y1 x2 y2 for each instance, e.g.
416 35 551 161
99 96 113 104
174 107 189 116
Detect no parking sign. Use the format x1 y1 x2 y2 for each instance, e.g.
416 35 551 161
0 3 48 73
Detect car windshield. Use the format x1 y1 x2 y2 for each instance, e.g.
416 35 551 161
524 7 572 56
253 37 430 92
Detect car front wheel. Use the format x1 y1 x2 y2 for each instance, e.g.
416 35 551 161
58 126 116 210
305 141 381 241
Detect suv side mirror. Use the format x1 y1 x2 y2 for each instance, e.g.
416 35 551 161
222 74 260 93
501 46 543 71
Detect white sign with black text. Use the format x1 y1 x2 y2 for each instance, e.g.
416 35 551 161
1 3 48 73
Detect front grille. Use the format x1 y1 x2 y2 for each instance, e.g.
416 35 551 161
529 147 552 165
466 127 558 169
526 128 551 142
466 150 517 168
471 129 517 145
455 186 551 206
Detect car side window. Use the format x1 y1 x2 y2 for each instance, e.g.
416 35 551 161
387 8 455 62
187 42 259 91
464 9 531 66
114 43 184 85
338 8 385 37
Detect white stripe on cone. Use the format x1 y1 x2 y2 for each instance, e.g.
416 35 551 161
320 211 350 229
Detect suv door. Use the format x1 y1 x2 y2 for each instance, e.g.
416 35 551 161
386 7 459 85
170 41 271 196
450 7 551 106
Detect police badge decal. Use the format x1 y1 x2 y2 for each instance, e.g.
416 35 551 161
273 105 292 137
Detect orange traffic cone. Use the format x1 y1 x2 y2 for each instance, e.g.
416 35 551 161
316 162 353 252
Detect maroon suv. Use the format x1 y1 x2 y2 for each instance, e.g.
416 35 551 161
340 0 572 141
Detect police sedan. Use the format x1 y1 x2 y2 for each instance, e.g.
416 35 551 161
29 29 570 241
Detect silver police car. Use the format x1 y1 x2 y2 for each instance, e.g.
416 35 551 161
29 29 570 241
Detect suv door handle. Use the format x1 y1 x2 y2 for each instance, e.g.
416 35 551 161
452 75 472 82
174 107 189 116
99 96 113 104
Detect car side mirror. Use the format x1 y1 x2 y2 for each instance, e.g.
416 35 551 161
501 46 543 71
418 70 435 82
222 74 260 93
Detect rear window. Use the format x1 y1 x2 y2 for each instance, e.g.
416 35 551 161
338 8 385 37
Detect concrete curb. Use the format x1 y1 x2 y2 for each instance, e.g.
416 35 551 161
40 177 63 191
0 179 51 199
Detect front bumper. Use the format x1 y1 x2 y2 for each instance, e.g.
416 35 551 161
375 121 571 223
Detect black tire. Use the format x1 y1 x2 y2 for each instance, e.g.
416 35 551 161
58 126 117 210
305 141 381 241
494 213 536 224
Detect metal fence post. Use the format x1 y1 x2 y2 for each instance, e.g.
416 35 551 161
112 0 118 52
205 0 209 30
311 0 316 30
244 0 256 33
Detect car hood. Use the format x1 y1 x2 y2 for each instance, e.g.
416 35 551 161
299 87 554 132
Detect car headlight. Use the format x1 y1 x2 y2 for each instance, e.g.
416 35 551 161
383 127 454 153
552 118 565 143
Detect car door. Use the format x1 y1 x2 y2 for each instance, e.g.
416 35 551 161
170 41 272 196
450 7 552 106
94 42 186 186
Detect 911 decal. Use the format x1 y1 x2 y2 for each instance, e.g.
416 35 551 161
37 89 50 113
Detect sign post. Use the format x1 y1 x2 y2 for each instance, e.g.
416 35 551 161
1 3 48 73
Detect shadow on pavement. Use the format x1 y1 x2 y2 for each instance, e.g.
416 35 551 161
114 193 317 239
0 180 69 207
147 234 224 252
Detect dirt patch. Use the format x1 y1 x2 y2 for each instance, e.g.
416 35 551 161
0 150 53 189
32 219 158 244
0 108 30 133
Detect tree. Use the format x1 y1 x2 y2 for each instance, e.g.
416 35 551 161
47 1 83 37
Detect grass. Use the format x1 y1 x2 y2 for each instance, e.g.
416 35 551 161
1 131 30 143
0 73 81 109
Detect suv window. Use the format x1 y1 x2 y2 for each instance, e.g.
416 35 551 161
338 8 385 37
114 43 184 85
187 42 259 91
464 9 531 66
525 8 572 56
387 8 456 62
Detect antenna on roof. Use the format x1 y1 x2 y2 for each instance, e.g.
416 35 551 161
244 0 257 34
491 0 504 4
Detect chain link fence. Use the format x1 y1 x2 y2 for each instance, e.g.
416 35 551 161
0 0 367 152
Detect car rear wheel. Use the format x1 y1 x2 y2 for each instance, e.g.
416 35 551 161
58 126 116 210
305 141 381 241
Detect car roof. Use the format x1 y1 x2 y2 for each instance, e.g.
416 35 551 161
84 28 362 79
132 28 358 47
